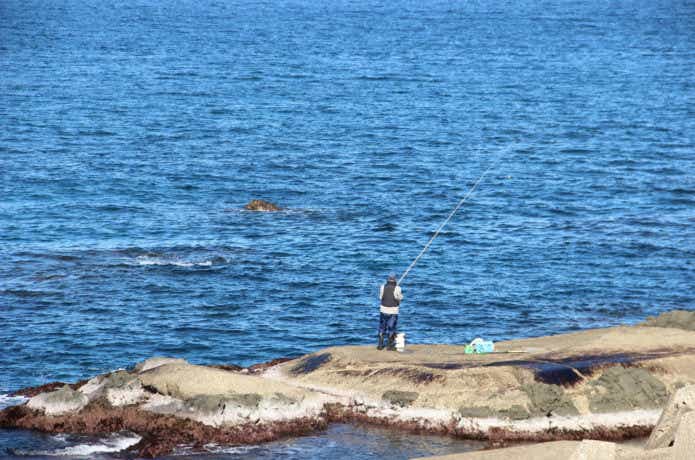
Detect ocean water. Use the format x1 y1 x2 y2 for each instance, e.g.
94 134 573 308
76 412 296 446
1 0 694 457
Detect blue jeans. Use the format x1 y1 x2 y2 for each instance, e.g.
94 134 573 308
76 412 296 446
378 313 398 336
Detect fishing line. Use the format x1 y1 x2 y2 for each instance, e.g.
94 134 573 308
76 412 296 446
398 154 505 285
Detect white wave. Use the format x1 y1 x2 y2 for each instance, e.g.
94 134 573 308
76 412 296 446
201 444 258 454
0 393 27 409
133 255 215 267
32 433 141 456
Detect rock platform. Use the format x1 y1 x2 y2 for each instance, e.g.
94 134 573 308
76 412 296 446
2 310 694 458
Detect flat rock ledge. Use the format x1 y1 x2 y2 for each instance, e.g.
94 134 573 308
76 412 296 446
2 310 695 458
416 384 695 460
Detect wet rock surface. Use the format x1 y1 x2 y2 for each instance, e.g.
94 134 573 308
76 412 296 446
290 353 332 374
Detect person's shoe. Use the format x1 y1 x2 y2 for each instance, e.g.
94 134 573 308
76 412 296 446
377 334 385 350
387 334 397 351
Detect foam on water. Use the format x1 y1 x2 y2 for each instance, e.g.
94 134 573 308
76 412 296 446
0 393 28 410
14 433 141 457
133 255 216 267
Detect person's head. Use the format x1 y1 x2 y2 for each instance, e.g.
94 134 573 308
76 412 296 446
387 274 397 285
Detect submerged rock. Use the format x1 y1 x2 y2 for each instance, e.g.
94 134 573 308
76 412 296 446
243 199 283 211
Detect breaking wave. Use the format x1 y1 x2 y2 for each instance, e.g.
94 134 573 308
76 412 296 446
11 433 141 457
132 255 219 267
0 393 27 410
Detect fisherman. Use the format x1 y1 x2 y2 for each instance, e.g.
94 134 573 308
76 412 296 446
377 274 403 351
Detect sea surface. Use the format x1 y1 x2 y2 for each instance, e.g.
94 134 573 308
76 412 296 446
1 0 694 457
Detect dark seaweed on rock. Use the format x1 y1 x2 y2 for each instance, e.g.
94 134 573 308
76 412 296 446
337 367 444 385
247 357 295 374
0 399 325 458
290 353 332 375
484 352 679 387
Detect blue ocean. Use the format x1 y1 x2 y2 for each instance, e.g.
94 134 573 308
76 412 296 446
1 0 694 457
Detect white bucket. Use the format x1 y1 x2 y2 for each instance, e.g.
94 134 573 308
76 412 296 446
395 333 406 352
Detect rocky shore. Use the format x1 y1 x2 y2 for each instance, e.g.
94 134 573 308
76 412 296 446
2 310 694 458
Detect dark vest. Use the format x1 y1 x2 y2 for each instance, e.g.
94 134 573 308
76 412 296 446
381 282 400 308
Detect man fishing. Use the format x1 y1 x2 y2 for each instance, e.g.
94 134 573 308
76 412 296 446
377 274 403 351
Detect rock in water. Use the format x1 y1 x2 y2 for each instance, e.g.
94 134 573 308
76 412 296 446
244 199 282 211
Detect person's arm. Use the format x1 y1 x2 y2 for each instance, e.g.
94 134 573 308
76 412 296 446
394 286 403 301
379 285 384 301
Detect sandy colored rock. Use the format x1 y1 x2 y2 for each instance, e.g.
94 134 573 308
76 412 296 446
138 362 309 401
134 357 189 373
275 324 695 435
646 384 695 449
569 440 616 460
417 385 695 460
137 364 330 427
415 441 663 460
412 441 582 460
642 311 695 331
672 410 695 459
26 385 89 416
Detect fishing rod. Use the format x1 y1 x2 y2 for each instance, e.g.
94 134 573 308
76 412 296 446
398 159 500 286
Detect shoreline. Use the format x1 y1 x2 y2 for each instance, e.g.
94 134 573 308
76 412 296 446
2 310 694 457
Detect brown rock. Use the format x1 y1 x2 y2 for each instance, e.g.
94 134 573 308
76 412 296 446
0 399 326 458
243 199 283 211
